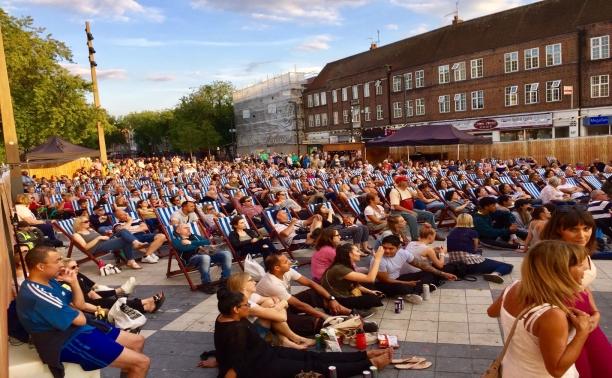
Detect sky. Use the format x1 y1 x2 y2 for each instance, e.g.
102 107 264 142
2 0 538 116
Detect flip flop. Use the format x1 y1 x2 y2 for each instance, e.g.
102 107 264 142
391 356 426 364
395 361 432 370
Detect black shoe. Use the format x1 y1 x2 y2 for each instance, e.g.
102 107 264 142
197 284 218 294
363 321 378 333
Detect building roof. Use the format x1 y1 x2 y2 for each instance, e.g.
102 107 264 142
307 0 612 91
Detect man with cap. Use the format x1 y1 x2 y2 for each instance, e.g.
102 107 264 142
388 175 443 241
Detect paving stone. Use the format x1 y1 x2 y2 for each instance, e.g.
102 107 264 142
436 343 472 358
434 356 473 373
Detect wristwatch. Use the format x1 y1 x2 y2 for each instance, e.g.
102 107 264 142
329 296 336 301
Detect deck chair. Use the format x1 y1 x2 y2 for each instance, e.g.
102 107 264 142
53 219 119 267
215 215 255 269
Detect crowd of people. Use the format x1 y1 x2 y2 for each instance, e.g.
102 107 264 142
8 152 612 377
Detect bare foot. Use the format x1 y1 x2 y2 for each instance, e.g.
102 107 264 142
280 337 307 350
297 338 316 347
369 352 391 370
197 357 218 368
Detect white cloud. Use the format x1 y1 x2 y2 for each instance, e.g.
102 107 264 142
110 37 301 48
61 63 127 80
389 0 536 21
15 0 165 22
385 23 399 30
296 35 332 51
111 38 165 47
191 0 368 24
145 74 176 82
406 23 429 37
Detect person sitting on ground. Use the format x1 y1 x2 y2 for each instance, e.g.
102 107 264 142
135 199 160 233
214 289 391 378
524 206 552 248
256 254 352 336
405 224 446 270
511 198 532 232
59 258 164 314
273 210 322 248
311 228 341 283
473 196 526 251
170 200 199 226
171 223 233 294
321 243 385 315
72 216 148 270
14 193 62 245
375 214 411 248
16 246 150 377
228 215 277 258
373 235 457 302
227 272 314 349
363 193 389 233
113 209 167 264
446 214 513 283
445 190 475 215
313 203 371 253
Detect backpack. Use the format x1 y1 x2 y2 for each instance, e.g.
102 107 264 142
443 262 477 282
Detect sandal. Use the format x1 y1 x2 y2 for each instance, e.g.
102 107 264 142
153 292 165 313
392 356 426 364
395 361 432 370
127 262 142 270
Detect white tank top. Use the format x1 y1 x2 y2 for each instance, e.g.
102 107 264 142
500 281 578 378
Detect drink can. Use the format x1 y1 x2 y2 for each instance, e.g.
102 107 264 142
328 366 337 378
369 366 379 378
315 333 323 350
394 300 401 313
422 284 430 300
362 371 371 377
397 296 404 310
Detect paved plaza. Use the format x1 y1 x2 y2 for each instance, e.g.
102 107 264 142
71 239 612 378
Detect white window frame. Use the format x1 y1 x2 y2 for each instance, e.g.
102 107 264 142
308 115 314 127
320 92 327 105
546 80 561 102
470 58 483 79
392 76 402 92
333 111 339 125
332 89 338 103
351 106 360 122
364 106 371 121
405 100 414 117
452 62 466 81
342 87 348 101
438 65 450 84
505 86 518 107
393 101 402 118
454 93 466 112
415 98 425 116
352 85 359 99
504 51 519 73
590 75 610 98
545 44 562 66
314 113 321 127
415 70 424 88
591 35 610 60
471 90 484 109
376 105 383 120
313 93 320 107
307 94 313 108
438 95 450 113
321 113 328 126
343 109 349 123
524 48 539 70
364 82 370 97
525 83 539 104
404 72 412 90
375 80 383 95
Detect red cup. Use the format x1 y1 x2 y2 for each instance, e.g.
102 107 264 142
355 332 367 350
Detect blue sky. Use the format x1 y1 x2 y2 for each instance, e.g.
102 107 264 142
2 0 536 116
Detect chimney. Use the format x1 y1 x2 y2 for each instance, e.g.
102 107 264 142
452 15 463 25
369 42 378 50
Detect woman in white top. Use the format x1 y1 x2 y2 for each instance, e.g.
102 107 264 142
487 240 591 377
227 272 314 349
14 193 61 243
524 206 552 248
363 193 388 233
405 224 445 271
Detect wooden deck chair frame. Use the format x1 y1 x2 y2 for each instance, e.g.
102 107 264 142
261 208 297 260
53 219 114 266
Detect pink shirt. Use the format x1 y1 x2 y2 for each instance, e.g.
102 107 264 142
311 246 336 282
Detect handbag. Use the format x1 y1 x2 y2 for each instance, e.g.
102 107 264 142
482 306 533 378
107 298 147 331
244 254 266 281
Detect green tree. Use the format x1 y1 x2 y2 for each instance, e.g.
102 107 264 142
116 110 172 154
0 10 104 154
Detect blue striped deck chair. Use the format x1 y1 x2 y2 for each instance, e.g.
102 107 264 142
535 168 545 175
474 178 485 186
260 177 271 189
50 194 63 205
318 172 329 181
583 175 603 190
467 173 477 181
240 176 251 188
53 219 109 266
518 175 530 183
307 201 333 216
346 197 367 224
215 214 254 266
521 182 541 199
200 176 212 188
452 180 468 190
457 170 467 176
292 180 304 193
262 208 296 256
155 206 181 228
220 176 229 186
330 183 341 194
498 176 514 185
307 178 318 187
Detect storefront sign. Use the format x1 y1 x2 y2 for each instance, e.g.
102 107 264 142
305 132 330 144
434 113 552 131
473 119 498 130
583 116 610 126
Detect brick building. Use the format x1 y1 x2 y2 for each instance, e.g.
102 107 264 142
302 0 612 148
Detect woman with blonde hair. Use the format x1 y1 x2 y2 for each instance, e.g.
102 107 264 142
446 213 513 283
227 272 314 349
487 241 591 377
14 193 61 244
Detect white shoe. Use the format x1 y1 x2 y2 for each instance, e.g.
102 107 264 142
404 294 423 305
121 277 136 295
141 255 158 264
152 253 160 262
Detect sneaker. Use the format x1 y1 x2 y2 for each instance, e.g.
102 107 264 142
404 294 423 305
353 308 376 319
141 255 158 264
483 273 504 284
363 321 379 333
120 277 136 295
428 284 438 293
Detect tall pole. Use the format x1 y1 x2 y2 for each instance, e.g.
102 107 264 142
0 24 24 200
85 21 107 163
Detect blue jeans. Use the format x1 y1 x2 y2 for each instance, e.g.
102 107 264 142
92 229 136 260
189 250 232 283
391 209 436 240
466 258 513 276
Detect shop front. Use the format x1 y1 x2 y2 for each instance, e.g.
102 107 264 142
583 115 611 136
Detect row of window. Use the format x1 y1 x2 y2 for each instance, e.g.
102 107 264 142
306 75 609 127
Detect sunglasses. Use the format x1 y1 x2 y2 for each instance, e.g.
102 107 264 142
67 265 78 270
